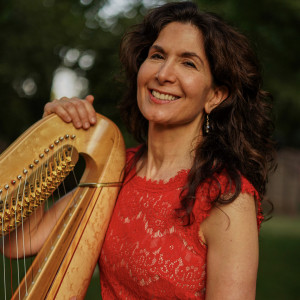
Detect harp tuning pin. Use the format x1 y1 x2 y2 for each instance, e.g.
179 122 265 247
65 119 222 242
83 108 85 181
5 184 9 190
0 189 2 194
59 136 64 141
17 175 22 180
23 169 28 174
44 148 49 154
65 134 69 139
11 180 16 185
34 159 39 164
29 164 34 169
54 140 59 145
39 153 44 158
71 134 76 139
49 144 54 149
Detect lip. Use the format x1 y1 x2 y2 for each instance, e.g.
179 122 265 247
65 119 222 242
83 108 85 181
148 89 181 104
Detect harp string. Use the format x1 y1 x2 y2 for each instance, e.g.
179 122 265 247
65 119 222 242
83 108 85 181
9 230 13 297
1 189 8 300
46 153 55 264
27 209 34 288
14 178 22 300
32 160 41 278
20 172 28 297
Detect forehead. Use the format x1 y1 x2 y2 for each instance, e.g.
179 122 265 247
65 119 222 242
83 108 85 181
154 22 205 53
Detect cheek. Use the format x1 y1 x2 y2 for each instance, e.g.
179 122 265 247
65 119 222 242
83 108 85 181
187 77 214 104
186 75 209 93
137 61 156 107
136 68 146 113
136 74 144 108
137 62 149 90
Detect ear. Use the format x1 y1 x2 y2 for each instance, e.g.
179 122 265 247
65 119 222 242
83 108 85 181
204 85 228 114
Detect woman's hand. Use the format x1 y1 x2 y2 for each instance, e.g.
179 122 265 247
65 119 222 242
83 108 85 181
43 95 97 129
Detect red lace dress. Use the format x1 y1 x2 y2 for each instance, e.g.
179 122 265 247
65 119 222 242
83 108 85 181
99 147 262 299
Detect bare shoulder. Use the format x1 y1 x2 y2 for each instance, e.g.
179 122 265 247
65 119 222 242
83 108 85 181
201 192 258 243
201 193 259 300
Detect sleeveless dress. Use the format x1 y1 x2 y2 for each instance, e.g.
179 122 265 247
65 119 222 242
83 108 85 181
99 146 262 299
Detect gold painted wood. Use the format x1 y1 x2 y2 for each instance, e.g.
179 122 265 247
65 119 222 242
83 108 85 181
0 113 125 299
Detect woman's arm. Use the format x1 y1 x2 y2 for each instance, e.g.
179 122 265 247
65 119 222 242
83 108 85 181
1 191 74 258
201 193 259 300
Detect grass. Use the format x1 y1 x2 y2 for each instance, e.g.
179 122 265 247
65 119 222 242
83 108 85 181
256 216 300 300
1 216 299 299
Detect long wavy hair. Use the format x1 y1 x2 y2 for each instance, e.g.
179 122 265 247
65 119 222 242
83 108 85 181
119 1 276 224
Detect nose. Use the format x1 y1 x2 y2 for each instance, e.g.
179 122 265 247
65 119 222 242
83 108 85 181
156 61 176 84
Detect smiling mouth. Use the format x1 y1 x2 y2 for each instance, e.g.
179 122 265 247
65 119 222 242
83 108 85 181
151 90 180 101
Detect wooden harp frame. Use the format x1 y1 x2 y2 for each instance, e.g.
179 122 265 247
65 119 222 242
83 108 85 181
0 113 125 299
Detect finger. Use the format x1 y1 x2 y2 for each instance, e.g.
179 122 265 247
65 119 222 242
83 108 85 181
43 101 72 123
83 95 97 125
69 98 96 129
85 94 94 104
61 99 87 129
43 102 54 118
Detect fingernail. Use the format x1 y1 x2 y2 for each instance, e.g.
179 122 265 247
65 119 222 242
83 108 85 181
84 122 90 128
75 121 82 128
91 117 96 123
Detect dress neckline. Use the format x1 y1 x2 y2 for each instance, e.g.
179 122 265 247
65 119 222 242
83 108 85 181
127 166 189 191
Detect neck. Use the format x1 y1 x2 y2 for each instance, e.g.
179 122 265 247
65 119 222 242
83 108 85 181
138 122 203 181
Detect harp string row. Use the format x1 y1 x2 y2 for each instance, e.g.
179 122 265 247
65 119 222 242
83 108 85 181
0 144 77 236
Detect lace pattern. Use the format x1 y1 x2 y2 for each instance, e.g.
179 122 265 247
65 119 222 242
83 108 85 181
99 146 262 299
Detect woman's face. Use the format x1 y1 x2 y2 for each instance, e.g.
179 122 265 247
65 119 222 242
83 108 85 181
137 22 220 131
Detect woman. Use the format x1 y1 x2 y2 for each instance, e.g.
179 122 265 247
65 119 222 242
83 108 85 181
9 1 276 299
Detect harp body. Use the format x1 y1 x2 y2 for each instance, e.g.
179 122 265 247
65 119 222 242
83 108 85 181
0 113 126 299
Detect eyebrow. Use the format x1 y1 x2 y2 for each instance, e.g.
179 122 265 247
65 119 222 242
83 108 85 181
150 44 204 66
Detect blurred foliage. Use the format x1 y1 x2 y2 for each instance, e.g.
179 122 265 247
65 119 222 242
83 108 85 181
196 0 300 148
0 0 299 149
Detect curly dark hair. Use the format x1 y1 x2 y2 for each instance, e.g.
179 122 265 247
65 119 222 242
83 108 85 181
119 1 276 224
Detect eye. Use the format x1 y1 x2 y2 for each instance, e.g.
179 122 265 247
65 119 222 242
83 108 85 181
150 53 164 60
183 60 197 69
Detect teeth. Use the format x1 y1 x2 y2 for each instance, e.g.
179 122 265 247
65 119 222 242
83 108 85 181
152 90 178 101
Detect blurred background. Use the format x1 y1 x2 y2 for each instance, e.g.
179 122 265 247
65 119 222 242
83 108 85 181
0 0 299 299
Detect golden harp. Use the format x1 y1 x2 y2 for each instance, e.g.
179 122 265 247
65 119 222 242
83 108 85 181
0 113 125 299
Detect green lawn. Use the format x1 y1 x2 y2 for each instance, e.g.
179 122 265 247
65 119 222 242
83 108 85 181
256 216 300 300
